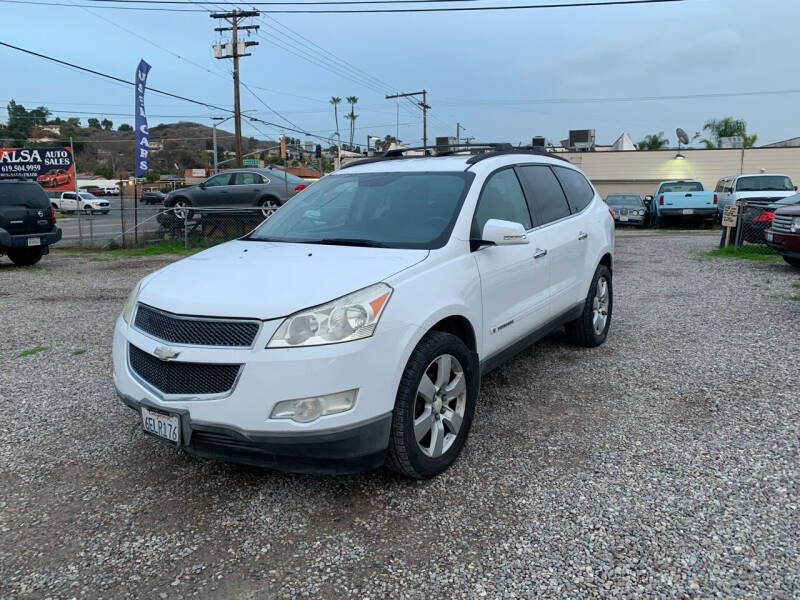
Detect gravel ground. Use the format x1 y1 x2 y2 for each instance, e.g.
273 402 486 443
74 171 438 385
1 232 798 599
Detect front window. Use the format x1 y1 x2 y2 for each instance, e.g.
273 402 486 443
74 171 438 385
659 181 704 193
736 175 794 192
248 171 474 249
204 173 233 187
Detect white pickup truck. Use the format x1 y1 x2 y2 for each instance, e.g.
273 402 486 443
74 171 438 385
51 191 110 215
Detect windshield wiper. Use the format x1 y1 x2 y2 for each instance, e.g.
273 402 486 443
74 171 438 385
313 238 386 248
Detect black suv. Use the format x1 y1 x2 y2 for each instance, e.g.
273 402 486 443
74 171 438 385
0 180 62 266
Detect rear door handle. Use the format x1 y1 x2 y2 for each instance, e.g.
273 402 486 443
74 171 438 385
533 248 547 259
578 231 588 240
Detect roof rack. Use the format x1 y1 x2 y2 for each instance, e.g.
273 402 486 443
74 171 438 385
339 142 569 170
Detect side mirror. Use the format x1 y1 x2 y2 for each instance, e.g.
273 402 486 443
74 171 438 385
794 186 797 191
644 195 653 202
198 182 206 190
481 219 530 246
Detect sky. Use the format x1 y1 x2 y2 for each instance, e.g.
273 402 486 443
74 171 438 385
2 0 799 149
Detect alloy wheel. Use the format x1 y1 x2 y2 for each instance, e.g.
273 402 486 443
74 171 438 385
413 353 467 458
173 201 190 220
592 276 610 335
260 199 280 219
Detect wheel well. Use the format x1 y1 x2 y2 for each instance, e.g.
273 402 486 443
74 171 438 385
171 196 188 206
600 252 613 272
430 315 476 354
259 195 281 205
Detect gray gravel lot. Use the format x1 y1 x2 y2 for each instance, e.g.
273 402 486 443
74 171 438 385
1 232 798 599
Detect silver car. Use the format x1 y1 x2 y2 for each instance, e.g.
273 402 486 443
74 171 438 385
164 168 309 219
605 194 647 227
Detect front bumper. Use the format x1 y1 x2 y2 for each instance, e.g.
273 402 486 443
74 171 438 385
117 389 391 474
765 229 800 259
0 226 62 249
113 312 419 472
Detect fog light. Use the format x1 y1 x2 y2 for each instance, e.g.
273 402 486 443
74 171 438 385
270 389 357 423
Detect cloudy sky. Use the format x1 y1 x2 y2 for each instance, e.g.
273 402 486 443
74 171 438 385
2 0 799 148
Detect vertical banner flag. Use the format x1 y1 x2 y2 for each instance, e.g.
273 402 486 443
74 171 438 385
134 59 151 177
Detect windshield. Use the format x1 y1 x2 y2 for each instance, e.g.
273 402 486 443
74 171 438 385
605 195 642 206
736 175 794 192
659 181 704 193
248 171 474 249
79 193 97 200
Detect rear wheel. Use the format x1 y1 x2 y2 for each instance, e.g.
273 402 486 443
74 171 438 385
172 198 193 220
259 197 281 219
565 264 612 347
386 331 478 479
8 247 43 266
783 256 800 269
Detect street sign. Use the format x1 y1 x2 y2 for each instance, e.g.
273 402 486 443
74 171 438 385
242 158 259 166
722 204 739 228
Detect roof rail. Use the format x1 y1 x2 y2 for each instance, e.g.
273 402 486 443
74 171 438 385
465 146 571 165
383 142 512 158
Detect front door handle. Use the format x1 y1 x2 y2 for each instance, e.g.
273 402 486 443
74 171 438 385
533 248 547 259
578 231 588 240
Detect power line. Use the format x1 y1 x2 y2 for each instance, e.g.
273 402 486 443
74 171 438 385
0 0 687 13
438 89 800 105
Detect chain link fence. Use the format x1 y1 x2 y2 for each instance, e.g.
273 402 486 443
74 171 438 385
718 199 778 254
56 201 273 250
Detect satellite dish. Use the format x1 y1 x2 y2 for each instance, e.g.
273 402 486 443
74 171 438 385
676 128 690 146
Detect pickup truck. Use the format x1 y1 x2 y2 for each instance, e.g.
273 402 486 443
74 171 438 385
51 191 110 214
647 180 717 227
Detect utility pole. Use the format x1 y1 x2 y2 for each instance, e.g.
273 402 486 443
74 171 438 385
463 135 475 146
456 122 466 145
211 10 259 168
386 90 430 152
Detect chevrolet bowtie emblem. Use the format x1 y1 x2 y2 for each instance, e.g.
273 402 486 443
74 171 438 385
153 346 180 361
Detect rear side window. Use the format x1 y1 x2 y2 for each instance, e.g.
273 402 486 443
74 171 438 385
0 183 50 208
472 168 532 237
553 166 595 213
517 165 571 225
236 172 263 185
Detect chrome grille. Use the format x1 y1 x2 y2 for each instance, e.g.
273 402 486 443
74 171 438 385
772 215 792 233
128 344 241 396
134 303 259 347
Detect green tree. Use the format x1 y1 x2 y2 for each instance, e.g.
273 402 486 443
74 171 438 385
700 117 757 148
95 166 114 179
637 132 669 151
87 118 101 129
4 100 50 139
117 123 133 132
374 134 397 152
329 96 341 138
145 171 161 182
101 118 113 131
345 96 358 149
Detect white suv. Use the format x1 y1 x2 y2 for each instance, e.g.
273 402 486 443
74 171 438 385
113 147 615 479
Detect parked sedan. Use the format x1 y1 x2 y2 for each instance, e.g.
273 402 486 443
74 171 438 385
163 168 308 219
140 191 166 205
605 194 647 227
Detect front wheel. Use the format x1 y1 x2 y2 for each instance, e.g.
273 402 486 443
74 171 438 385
7 247 43 266
172 199 193 220
83 206 93 215
565 264 612 347
386 331 479 479
783 256 800 269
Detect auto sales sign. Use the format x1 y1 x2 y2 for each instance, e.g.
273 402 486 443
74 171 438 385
0 146 76 191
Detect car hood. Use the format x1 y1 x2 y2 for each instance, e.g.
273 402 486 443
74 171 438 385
138 240 429 319
610 204 643 210
775 204 800 217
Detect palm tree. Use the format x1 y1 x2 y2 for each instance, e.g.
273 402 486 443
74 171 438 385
375 134 397 152
701 117 757 148
346 96 358 150
329 97 341 138
637 132 669 151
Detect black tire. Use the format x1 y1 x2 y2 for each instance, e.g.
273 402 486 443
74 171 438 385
171 198 193 220
259 196 282 219
8 247 43 266
565 264 613 347
783 256 800 269
386 331 479 479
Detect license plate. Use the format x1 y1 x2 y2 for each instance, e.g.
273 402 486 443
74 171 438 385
27 237 41 246
766 231 773 242
141 407 180 445
620 215 629 222
682 209 694 215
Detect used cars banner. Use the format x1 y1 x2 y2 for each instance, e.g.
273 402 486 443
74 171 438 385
0 146 75 191
134 59 151 177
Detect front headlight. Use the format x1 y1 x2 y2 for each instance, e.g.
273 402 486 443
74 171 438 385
792 217 800 233
270 389 357 423
267 283 392 348
121 280 143 324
